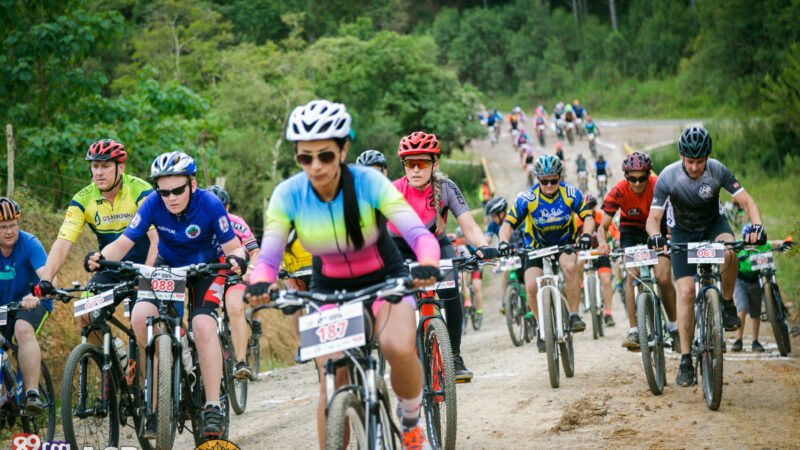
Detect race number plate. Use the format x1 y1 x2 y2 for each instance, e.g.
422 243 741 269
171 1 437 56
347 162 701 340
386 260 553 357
0 306 7 326
527 246 560 260
124 297 131 317
749 251 775 270
499 256 522 271
73 289 115 317
687 242 725 264
408 259 456 290
298 303 365 361
578 251 599 261
624 245 659 268
137 273 187 302
293 267 312 278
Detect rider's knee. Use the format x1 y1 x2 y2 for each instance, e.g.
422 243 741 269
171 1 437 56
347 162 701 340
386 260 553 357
379 336 414 361
14 320 36 343
226 295 245 318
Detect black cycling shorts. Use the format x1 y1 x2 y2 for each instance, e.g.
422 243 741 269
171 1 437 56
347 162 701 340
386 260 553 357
670 214 733 279
1 302 50 345
523 246 572 271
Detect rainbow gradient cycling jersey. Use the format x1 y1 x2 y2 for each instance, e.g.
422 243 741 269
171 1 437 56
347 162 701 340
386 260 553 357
57 173 153 263
505 182 590 248
252 165 440 285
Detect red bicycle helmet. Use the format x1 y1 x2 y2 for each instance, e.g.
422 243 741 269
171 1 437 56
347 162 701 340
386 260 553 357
622 151 652 172
397 132 440 157
86 139 127 163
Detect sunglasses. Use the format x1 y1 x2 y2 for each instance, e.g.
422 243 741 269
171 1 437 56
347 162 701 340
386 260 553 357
157 182 190 198
538 178 560 186
403 159 434 170
296 151 338 166
625 174 649 184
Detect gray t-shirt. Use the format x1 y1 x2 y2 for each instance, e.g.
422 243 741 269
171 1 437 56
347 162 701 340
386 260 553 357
651 158 743 232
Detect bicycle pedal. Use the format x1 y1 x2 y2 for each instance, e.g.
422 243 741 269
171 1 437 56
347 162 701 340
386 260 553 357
455 378 471 384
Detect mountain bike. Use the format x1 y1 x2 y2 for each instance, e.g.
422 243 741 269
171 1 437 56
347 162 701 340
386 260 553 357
566 121 575 144
578 251 605 340
588 133 597 156
0 302 56 442
266 277 420 449
670 241 742 410
623 246 670 395
536 123 546 147
740 241 794 356
597 174 608 198
98 259 232 448
499 255 535 347
461 271 481 333
218 275 249 415
57 278 153 450
528 244 576 388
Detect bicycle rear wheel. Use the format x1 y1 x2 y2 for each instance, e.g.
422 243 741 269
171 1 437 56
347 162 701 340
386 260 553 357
504 285 525 347
764 284 791 356
587 276 599 340
325 390 366 449
221 328 247 415
423 318 457 450
542 291 560 388
636 292 665 395
701 290 724 410
61 343 118 449
559 297 575 378
23 361 56 440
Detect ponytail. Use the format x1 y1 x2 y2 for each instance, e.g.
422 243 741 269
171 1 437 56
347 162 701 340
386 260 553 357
431 163 448 235
340 162 365 249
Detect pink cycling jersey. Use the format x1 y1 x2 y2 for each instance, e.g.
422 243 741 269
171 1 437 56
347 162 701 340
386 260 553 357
387 176 471 240
228 212 259 256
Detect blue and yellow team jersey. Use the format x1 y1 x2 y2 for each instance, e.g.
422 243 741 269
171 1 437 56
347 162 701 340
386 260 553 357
57 173 153 263
505 182 590 248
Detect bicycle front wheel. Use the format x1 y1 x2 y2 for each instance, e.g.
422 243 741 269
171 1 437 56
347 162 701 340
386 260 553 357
423 318 457 450
587 276 600 340
23 361 56 441
504 285 525 347
542 291 560 388
247 318 261 381
701 290 724 410
559 297 575 378
156 335 177 450
61 343 118 449
325 390 366 450
221 328 247 415
636 292 665 395
764 284 791 356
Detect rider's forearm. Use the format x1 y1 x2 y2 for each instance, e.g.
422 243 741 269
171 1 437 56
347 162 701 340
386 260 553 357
145 228 159 266
41 238 73 282
645 209 664 237
736 191 763 226
498 222 513 243
100 235 137 261
458 213 489 248
582 217 595 236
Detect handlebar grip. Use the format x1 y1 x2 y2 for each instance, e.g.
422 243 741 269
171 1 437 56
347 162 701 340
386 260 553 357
204 263 232 272
98 259 123 269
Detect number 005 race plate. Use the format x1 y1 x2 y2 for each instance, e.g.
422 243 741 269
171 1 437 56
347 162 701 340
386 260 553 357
298 303 366 361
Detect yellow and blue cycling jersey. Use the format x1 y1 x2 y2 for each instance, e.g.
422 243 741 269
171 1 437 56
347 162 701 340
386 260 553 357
505 182 590 248
57 173 153 263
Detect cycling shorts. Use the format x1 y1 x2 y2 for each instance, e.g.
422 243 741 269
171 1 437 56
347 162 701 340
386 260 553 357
134 257 225 320
593 256 611 274
669 214 733 279
523 248 571 271
470 269 482 280
1 302 49 345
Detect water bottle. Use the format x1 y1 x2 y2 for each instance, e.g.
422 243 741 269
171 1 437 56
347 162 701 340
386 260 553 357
113 337 127 368
180 332 193 374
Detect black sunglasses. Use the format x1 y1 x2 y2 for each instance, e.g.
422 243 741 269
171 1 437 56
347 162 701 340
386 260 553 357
538 178 560 186
296 151 337 166
625 174 649 184
157 182 190 197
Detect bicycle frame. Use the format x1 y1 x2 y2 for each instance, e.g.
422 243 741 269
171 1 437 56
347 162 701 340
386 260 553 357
536 257 565 342
580 256 603 312
0 337 26 412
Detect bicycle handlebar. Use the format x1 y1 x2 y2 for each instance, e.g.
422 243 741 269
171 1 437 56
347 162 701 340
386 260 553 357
97 259 233 277
264 277 418 315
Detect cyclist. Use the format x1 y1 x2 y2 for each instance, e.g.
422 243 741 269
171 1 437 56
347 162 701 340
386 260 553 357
598 152 678 350
480 177 493 226
508 106 525 140
576 194 618 327
245 100 442 449
85 151 248 438
388 131 498 382
572 99 586 120
35 139 157 343
207 185 260 378
486 108 502 140
0 198 50 414
497 155 595 352
484 197 525 311
552 102 566 139
356 149 388 176
731 223 774 353
646 125 767 386
594 154 610 191
584 116 599 137
555 141 564 161
455 227 484 326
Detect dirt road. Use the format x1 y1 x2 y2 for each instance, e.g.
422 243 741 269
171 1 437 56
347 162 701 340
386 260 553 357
176 120 799 449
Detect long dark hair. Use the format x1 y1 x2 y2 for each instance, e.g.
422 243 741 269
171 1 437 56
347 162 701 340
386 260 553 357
333 137 365 249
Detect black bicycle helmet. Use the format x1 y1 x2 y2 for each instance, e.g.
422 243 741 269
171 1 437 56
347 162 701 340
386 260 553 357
484 197 508 216
355 150 387 168
678 125 712 158
207 185 230 207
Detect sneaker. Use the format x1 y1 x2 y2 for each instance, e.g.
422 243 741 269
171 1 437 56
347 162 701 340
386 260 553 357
604 314 615 327
751 340 765 352
143 415 158 439
474 311 483 328
23 391 44 416
622 331 640 351
453 354 473 382
670 330 681 353
675 357 696 387
202 405 225 437
235 361 252 379
722 300 741 331
536 337 546 353
402 425 432 450
569 314 586 332
732 338 743 352
499 306 506 315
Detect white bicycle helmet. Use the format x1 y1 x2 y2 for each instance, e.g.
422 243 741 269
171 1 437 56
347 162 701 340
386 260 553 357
286 99 352 141
150 151 197 179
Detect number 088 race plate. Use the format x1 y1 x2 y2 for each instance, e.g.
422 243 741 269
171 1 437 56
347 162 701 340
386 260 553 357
298 303 366 361
687 242 725 264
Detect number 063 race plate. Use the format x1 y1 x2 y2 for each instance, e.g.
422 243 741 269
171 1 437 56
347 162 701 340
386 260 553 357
687 242 725 264
298 303 366 361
